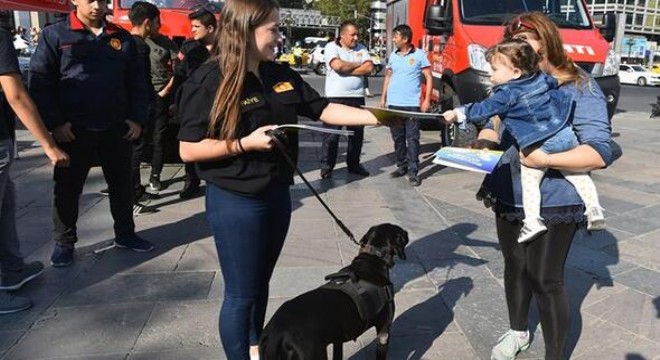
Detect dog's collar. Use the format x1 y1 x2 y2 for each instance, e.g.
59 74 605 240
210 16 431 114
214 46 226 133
360 244 393 266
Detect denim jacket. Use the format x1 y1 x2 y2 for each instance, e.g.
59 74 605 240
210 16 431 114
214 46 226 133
456 72 574 149
480 73 613 222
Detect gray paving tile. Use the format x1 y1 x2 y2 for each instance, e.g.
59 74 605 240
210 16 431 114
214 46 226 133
41 354 129 360
129 348 224 360
0 331 22 358
206 272 224 299
567 312 645 359
3 303 153 360
571 323 660 359
54 272 215 307
583 288 659 342
175 243 219 272
446 277 546 360
614 267 660 297
390 262 436 293
286 219 337 241
566 243 639 284
616 238 660 272
133 300 220 352
277 238 343 268
0 283 68 332
424 256 491 284
268 266 338 298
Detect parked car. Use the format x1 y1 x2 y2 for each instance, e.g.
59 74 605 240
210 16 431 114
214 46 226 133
618 64 660 86
649 64 660 74
277 50 310 67
309 47 383 76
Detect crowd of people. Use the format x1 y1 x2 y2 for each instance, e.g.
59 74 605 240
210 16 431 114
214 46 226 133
0 0 615 359
1 0 217 308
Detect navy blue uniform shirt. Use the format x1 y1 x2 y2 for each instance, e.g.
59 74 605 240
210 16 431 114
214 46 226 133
0 28 21 140
29 11 148 131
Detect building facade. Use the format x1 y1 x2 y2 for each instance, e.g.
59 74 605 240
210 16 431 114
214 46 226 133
587 0 660 62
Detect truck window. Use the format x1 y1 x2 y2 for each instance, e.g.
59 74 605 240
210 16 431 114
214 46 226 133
460 0 590 28
119 0 222 11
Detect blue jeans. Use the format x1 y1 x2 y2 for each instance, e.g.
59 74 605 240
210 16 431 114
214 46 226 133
388 105 421 174
539 127 579 154
0 138 24 273
205 183 291 360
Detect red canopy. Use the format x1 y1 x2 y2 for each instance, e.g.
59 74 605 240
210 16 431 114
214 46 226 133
0 0 70 12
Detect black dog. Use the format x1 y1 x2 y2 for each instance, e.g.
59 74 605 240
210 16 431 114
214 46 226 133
259 223 409 360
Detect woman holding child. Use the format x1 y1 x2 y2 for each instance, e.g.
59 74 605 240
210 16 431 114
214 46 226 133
443 12 613 360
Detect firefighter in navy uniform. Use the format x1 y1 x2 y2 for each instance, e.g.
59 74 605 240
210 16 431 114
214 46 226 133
173 8 216 199
29 0 153 268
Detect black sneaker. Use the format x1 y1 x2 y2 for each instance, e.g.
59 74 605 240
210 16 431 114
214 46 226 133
179 181 201 199
347 164 370 177
320 169 332 179
99 187 110 196
114 235 154 252
408 174 421 187
0 292 32 314
149 174 162 191
50 244 74 267
133 202 156 216
0 261 45 291
390 167 407 178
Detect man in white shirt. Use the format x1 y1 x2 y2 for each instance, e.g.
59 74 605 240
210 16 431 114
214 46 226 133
320 21 373 179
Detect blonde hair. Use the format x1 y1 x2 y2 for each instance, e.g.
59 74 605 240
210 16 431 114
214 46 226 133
504 11 586 86
208 0 279 140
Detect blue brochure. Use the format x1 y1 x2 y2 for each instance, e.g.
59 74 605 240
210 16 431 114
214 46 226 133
433 147 503 174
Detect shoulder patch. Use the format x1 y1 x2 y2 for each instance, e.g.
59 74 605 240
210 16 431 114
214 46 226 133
273 81 294 93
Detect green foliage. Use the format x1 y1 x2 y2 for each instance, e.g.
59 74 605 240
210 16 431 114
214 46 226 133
311 0 373 39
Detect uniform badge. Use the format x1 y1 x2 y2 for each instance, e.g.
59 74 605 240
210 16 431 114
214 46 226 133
408 58 415 65
109 38 122 51
273 82 294 93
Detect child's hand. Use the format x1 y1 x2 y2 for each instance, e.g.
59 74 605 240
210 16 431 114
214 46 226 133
441 110 457 123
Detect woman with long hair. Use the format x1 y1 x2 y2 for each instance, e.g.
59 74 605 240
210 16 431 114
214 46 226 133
176 0 387 358
465 12 613 360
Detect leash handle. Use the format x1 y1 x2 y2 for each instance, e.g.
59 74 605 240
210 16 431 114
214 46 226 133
267 129 360 246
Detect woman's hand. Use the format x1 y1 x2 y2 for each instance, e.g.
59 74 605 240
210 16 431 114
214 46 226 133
241 125 278 152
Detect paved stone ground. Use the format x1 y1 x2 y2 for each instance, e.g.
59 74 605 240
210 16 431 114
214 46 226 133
1 108 659 360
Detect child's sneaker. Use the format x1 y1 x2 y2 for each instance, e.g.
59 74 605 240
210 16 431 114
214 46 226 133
586 206 605 230
517 219 547 243
491 330 530 360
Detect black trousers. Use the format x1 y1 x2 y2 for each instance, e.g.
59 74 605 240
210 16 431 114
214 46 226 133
150 94 170 176
496 217 577 360
53 128 135 244
320 97 365 171
131 126 150 197
184 162 199 184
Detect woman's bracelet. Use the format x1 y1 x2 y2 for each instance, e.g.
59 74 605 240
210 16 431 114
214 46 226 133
545 153 552 168
237 138 246 154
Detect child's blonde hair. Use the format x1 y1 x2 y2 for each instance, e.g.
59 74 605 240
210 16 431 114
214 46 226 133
486 39 540 78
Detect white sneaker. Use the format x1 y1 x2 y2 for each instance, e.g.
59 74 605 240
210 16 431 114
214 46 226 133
491 330 530 360
517 219 547 243
586 206 605 231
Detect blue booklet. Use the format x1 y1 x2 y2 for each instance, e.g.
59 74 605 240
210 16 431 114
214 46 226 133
433 147 503 174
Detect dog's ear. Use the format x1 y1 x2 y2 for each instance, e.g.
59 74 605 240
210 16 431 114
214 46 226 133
360 225 378 246
391 228 409 260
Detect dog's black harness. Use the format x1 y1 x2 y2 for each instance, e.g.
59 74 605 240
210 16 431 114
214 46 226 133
321 266 394 338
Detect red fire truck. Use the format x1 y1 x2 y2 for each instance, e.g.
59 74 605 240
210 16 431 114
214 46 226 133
109 0 222 44
386 0 620 146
